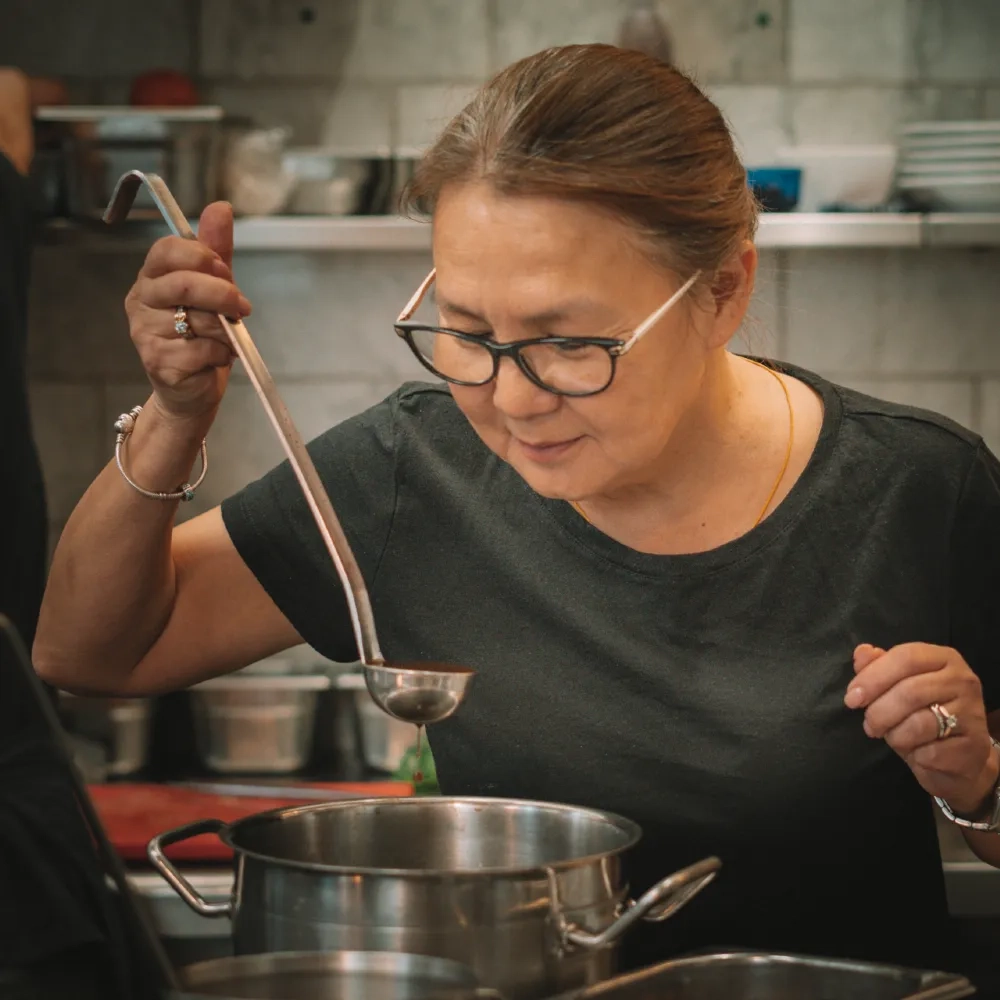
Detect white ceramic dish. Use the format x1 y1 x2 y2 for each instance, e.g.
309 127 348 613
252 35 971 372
774 144 896 211
900 145 1000 162
899 160 1000 176
902 120 1000 136
902 135 1000 151
895 174 1000 211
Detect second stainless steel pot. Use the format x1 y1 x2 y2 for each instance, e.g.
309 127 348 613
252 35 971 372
149 797 720 1000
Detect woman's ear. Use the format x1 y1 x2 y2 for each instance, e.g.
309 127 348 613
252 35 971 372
705 242 757 347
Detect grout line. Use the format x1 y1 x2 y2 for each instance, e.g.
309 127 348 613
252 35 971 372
484 0 500 75
775 249 789 361
970 376 983 435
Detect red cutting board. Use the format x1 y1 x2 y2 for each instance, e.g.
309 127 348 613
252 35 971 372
89 781 413 862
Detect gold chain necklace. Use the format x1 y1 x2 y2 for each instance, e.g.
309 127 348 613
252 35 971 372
571 358 795 529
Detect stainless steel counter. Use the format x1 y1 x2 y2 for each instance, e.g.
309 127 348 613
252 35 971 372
937 814 1000 919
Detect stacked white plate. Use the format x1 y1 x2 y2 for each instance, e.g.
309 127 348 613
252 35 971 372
896 121 1000 211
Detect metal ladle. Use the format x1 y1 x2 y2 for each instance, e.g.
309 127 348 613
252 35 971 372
104 172 473 725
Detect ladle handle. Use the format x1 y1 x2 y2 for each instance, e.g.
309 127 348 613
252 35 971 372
103 171 382 666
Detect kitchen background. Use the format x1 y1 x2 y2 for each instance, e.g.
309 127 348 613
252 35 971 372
3 1 1000 972
2 0 998 598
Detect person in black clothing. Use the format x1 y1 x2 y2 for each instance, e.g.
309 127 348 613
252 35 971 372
0 68 138 1000
31 46 1000 983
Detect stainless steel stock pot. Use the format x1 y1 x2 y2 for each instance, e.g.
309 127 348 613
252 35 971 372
149 796 720 1000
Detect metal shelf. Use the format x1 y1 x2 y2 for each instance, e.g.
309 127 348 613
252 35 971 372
39 212 1000 252
756 213 922 248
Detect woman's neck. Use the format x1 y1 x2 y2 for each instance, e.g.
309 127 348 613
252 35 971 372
576 353 799 555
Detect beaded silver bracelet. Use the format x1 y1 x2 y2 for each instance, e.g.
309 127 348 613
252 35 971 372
113 404 208 502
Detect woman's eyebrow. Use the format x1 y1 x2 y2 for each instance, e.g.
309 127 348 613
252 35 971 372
436 296 614 326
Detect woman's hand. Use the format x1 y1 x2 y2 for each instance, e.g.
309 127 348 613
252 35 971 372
847 642 999 816
125 201 252 422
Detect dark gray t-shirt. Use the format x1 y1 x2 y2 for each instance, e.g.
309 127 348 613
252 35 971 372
222 363 1000 972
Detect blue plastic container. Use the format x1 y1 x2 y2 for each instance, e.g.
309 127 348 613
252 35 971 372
746 167 802 212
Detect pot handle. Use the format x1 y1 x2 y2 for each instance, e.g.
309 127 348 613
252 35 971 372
147 819 233 918
562 855 720 951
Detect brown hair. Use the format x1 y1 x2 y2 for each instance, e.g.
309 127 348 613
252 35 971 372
403 44 757 282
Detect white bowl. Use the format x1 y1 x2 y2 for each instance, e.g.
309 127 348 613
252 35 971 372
902 120 1000 137
896 174 1000 211
899 160 1000 176
900 145 1000 163
774 145 897 211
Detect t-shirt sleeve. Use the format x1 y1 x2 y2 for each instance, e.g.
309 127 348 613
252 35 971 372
220 392 399 663
949 439 1000 714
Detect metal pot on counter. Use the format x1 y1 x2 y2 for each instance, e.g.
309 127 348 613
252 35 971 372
149 797 720 1000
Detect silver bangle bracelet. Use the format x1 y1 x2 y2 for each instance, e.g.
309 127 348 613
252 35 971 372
934 738 1000 833
113 404 208 502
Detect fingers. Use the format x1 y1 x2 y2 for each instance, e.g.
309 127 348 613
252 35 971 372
144 337 236 387
142 236 231 281
845 642 949 708
863 672 957 738
137 270 251 318
853 643 885 673
182 308 237 344
883 702 955 757
198 202 235 268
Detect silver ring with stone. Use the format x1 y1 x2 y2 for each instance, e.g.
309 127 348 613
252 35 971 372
930 702 958 740
174 306 194 340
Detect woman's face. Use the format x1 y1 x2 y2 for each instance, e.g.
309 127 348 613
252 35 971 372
432 182 751 501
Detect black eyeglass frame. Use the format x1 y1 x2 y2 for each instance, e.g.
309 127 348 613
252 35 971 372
394 321 626 397
393 267 701 398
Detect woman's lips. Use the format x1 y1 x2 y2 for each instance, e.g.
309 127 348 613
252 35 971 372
513 435 583 463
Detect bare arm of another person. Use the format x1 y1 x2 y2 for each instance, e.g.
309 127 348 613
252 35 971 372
33 208 302 695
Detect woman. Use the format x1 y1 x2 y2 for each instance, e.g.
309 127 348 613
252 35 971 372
35 46 1000 973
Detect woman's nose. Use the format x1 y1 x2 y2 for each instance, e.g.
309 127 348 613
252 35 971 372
491 356 561 419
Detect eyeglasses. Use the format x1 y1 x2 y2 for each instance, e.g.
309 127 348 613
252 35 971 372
394 269 701 397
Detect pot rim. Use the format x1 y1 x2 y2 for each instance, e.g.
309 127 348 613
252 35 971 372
219 795 643 878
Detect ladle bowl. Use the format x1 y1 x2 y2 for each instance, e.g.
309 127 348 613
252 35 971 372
364 662 475 725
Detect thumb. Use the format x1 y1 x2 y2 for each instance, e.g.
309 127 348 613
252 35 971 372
197 201 234 268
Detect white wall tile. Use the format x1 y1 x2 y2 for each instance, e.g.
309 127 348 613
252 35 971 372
0 0 196 78
834 376 976 431
103 378 406 520
736 249 783 358
782 250 886 373
229 251 432 380
27 249 148 381
395 83 479 150
205 83 393 149
902 86 985 123
493 0 786 84
320 85 395 150
707 85 789 165
790 0 909 83
879 250 1000 374
910 0 1000 84
200 0 357 80
789 87 903 144
981 379 1000 457
492 0 624 68
666 0 787 85
340 0 489 83
28 383 105 525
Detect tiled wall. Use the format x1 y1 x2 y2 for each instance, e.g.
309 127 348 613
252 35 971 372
5 0 1000 571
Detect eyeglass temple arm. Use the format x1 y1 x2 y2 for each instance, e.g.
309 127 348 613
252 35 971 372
398 268 437 323
615 271 701 356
